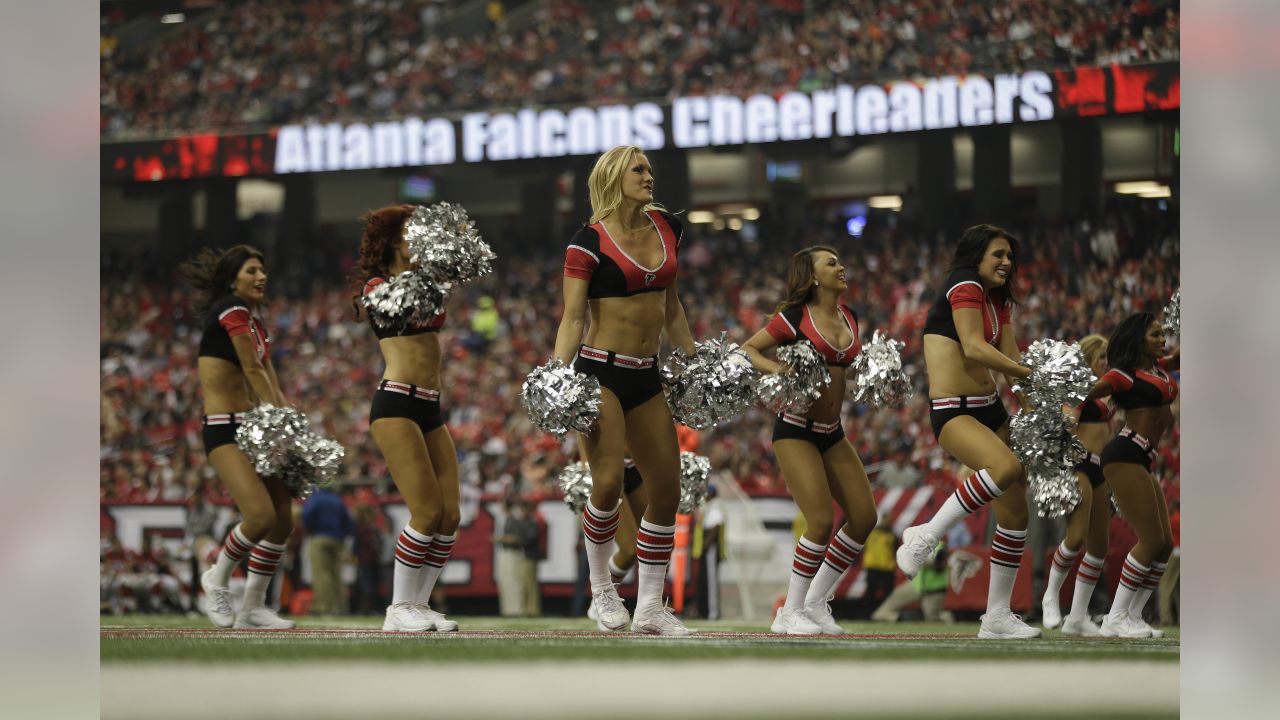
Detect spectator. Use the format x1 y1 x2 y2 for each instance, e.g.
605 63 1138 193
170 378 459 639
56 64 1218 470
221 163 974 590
861 514 899 612
302 486 354 615
100 0 1180 140
876 449 923 489
872 539 952 623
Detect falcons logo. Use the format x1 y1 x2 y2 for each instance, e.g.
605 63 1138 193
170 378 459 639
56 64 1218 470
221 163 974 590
644 272 657 286
948 549 982 592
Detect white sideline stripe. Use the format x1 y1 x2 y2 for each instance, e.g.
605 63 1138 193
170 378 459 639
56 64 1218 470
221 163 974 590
102 660 1177 719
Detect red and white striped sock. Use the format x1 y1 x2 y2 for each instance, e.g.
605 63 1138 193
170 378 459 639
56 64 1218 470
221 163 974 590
785 536 828 608
987 525 1026 614
1130 560 1167 618
806 529 864 607
1066 553 1105 620
211 524 254 586
635 519 675 612
242 539 286 610
924 469 1004 536
1044 541 1081 602
1108 553 1150 621
392 525 431 605
608 556 633 585
583 500 621 592
417 532 457 604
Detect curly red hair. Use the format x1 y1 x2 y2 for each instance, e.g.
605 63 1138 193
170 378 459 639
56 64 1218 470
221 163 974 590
350 204 416 319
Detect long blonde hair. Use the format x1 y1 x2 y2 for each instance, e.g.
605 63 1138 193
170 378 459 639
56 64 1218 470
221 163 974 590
587 145 664 224
1079 333 1108 369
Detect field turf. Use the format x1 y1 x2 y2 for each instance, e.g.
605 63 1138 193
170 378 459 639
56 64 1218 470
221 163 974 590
101 614 1179 720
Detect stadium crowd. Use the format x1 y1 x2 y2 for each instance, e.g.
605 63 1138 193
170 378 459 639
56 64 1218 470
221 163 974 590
101 203 1180 513
100 0 1180 139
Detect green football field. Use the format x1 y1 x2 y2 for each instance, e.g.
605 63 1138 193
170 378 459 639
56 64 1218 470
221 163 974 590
101 615 1180 720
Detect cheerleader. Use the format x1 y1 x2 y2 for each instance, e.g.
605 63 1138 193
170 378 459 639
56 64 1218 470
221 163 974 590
554 145 697 635
180 245 294 629
1086 313 1179 638
1041 335 1115 635
742 246 877 635
354 205 461 632
895 225 1039 639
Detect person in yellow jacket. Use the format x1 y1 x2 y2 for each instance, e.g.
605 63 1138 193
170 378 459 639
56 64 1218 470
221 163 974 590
862 514 898 610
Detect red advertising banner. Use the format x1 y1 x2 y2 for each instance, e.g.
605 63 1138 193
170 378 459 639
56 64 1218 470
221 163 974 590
102 131 278 183
1054 62 1179 117
944 544 1035 613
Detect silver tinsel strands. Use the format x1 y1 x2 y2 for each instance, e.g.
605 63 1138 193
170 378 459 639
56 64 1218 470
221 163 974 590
1012 339 1093 517
520 359 602 436
849 330 913 409
556 462 594 514
1026 466 1083 519
235 405 345 500
1022 339 1093 409
1010 409 1087 470
362 270 450 330
235 405 309 476
678 452 712 513
405 202 496 284
1162 289 1180 337
755 340 830 414
662 334 759 430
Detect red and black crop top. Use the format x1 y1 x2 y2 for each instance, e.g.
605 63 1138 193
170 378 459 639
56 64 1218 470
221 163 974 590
1102 359 1178 410
765 303 862 368
563 210 682 298
363 276 446 339
1077 398 1116 424
922 268 1011 346
198 294 271 365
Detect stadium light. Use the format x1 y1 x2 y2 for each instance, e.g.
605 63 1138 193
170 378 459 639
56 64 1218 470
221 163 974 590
688 211 715 224
846 216 867 238
160 13 185 24
728 218 743 231
742 207 760 221
1139 188 1172 198
1114 181 1162 194
868 195 903 211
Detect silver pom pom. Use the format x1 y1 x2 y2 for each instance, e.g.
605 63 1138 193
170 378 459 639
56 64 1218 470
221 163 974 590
405 202 496 284
520 359 602 436
1026 465 1083 519
662 334 759 430
1022 339 1094 409
556 462 594 514
235 405 309 477
1162 289 1180 337
849 330 913 409
235 405 345 500
1012 340 1094 517
755 341 830 414
1010 409 1087 471
678 452 712 513
362 270 451 330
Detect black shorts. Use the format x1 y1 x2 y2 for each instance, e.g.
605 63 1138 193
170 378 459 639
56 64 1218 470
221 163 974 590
573 346 662 412
772 414 846 454
369 382 444 435
201 413 245 454
929 394 1009 439
1100 429 1157 472
1074 451 1106 489
623 459 643 494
